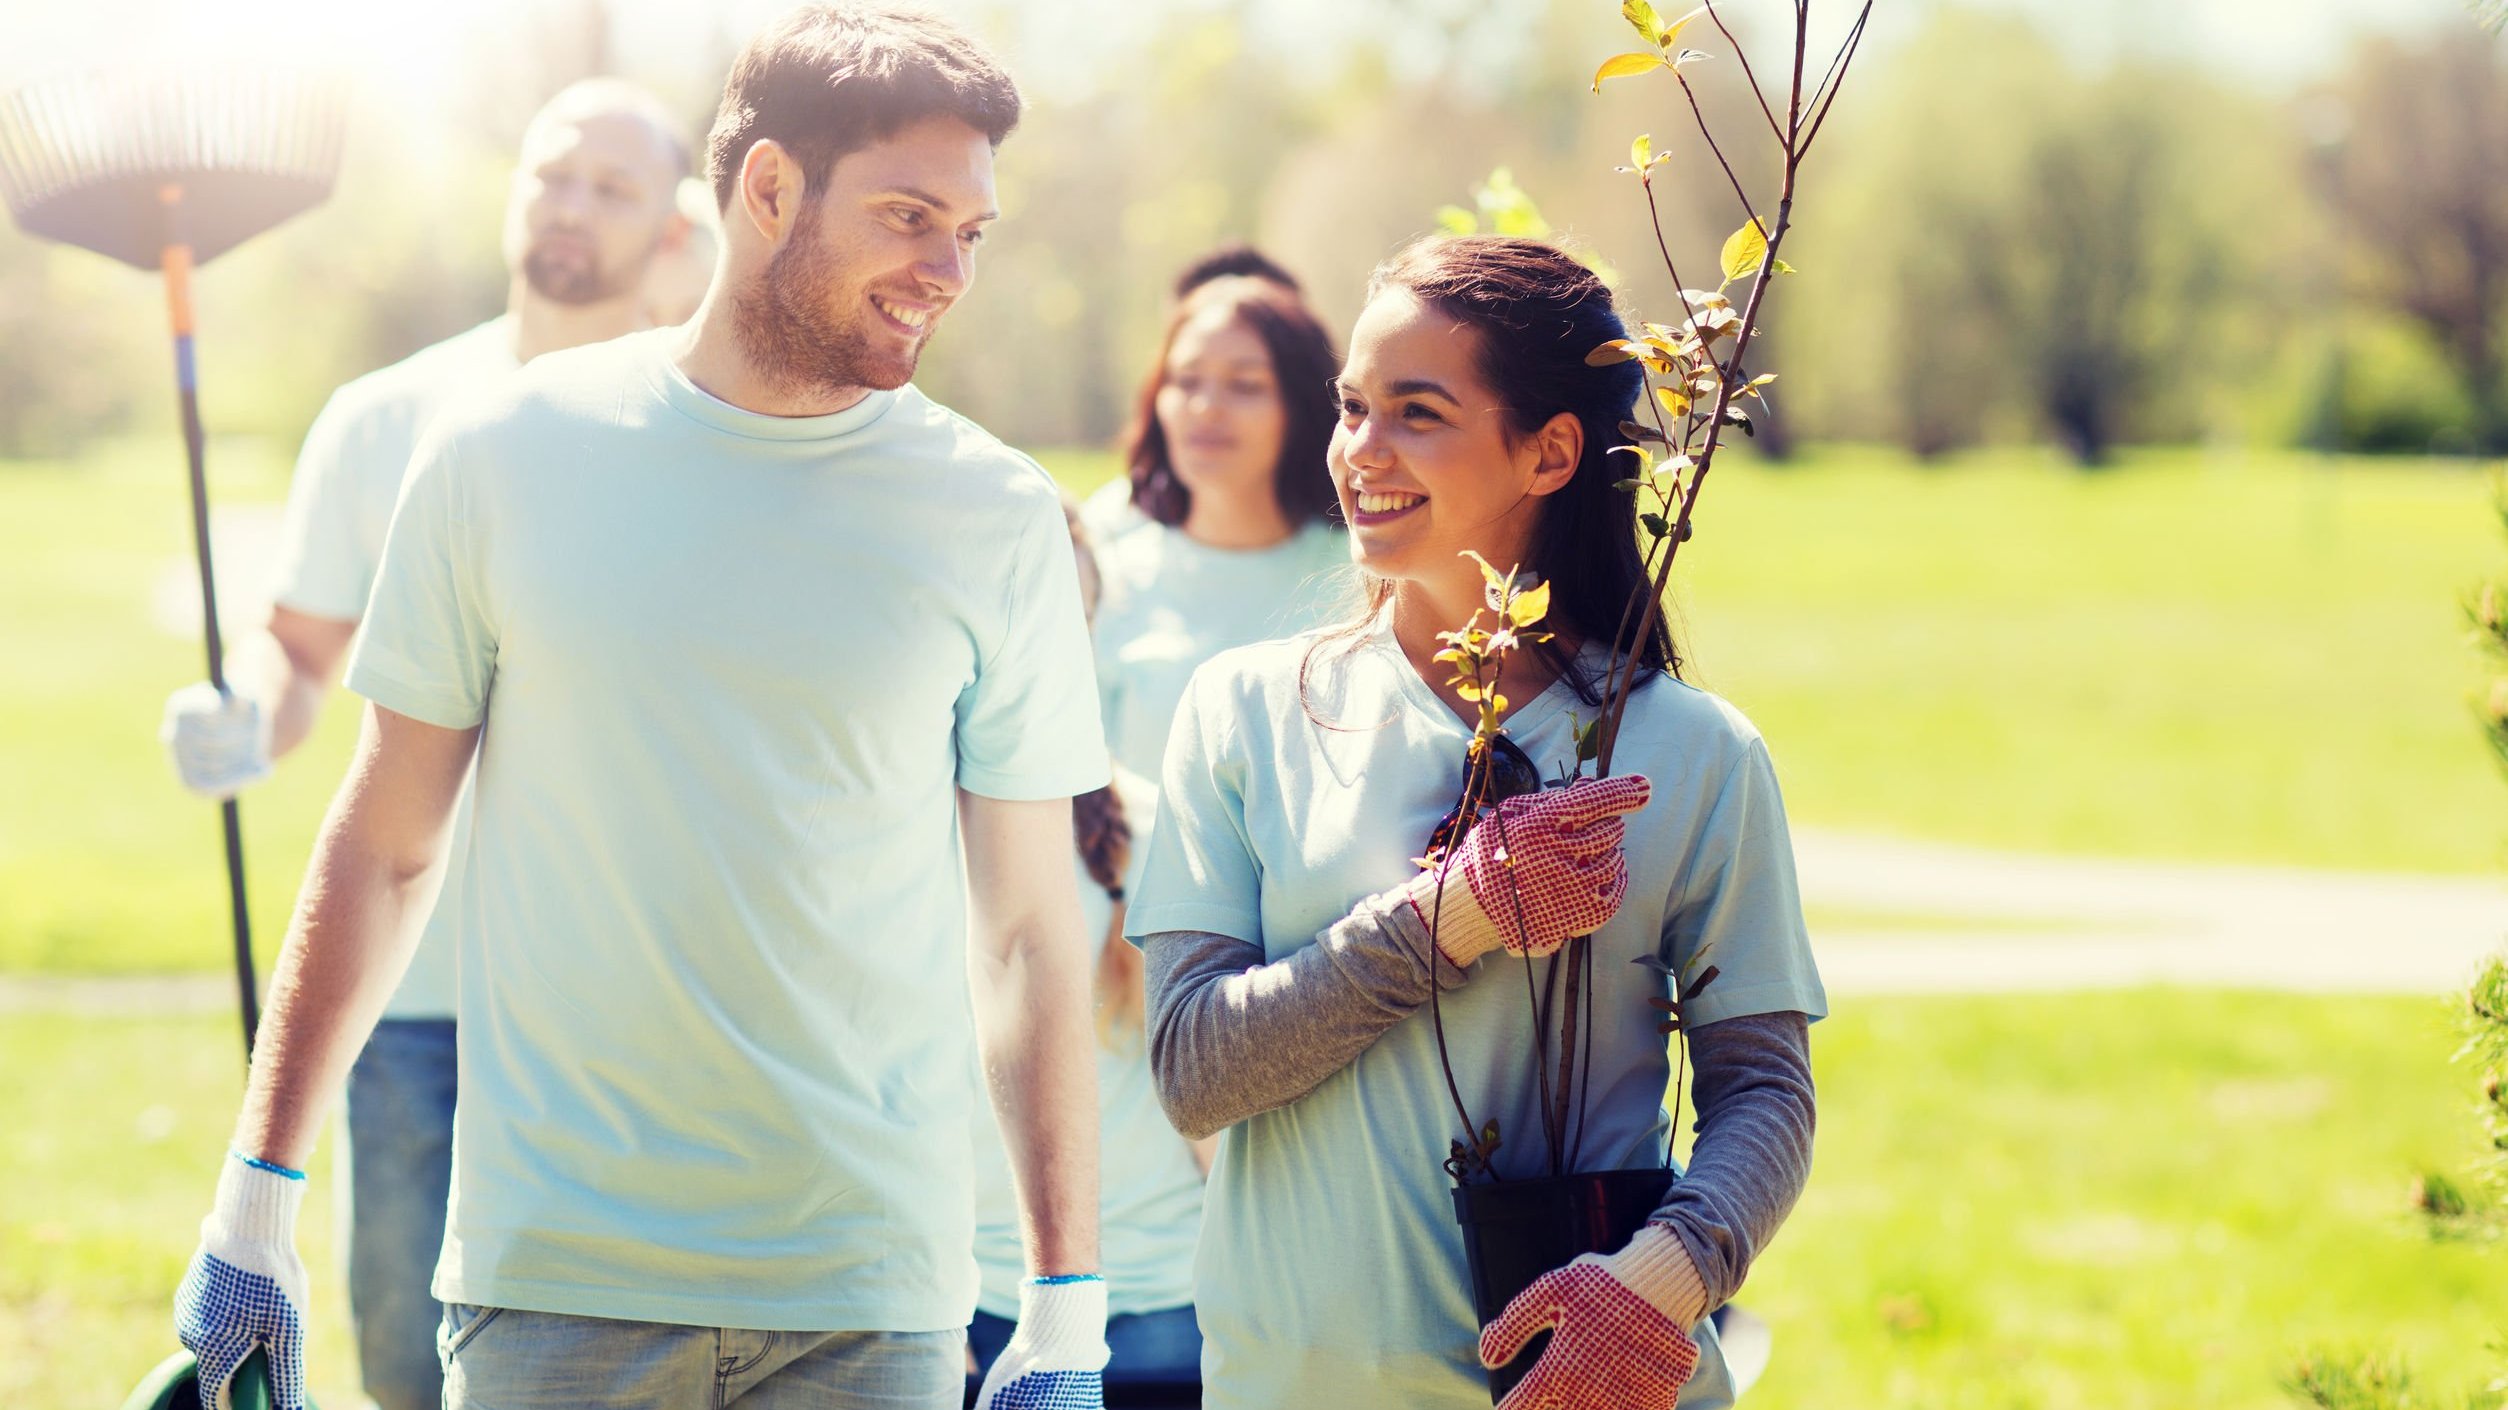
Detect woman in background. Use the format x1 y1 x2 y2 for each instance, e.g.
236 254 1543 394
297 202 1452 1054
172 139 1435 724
1089 262 1349 784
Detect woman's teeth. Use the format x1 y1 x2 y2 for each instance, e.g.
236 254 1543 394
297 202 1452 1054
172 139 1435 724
1356 490 1425 515
871 295 928 329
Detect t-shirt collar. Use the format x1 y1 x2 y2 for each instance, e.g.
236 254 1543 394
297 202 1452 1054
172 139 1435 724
649 337 900 442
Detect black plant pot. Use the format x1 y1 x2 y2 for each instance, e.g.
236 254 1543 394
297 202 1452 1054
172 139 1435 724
1452 1167 1677 1403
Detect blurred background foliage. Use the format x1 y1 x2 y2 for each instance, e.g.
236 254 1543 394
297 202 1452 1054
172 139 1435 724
4 0 2504 467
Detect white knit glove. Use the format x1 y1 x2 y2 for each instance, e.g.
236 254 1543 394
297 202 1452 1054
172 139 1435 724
971 1274 1110 1410
161 682 272 799
174 1151 310 1410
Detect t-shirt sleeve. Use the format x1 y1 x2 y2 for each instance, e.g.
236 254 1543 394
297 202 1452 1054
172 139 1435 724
340 425 496 730
265 392 381 622
1124 667 1262 945
952 485 1110 800
1663 737 1828 1027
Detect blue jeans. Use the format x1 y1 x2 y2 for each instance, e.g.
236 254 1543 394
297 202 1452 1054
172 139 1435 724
967 1304 1202 1385
441 1303 964 1409
343 1017 457 1410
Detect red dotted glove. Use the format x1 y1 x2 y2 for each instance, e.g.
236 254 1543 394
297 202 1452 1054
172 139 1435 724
1408 774 1651 965
1479 1224 1705 1410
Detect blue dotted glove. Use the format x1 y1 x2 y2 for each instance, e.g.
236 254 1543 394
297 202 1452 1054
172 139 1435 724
174 1152 309 1410
971 1274 1109 1410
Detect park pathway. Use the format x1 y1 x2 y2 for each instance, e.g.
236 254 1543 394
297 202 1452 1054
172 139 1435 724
1797 828 2505 995
95 513 2503 1008
9 830 2500 1012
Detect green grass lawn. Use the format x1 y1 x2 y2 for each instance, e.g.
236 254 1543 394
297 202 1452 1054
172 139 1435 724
0 442 2498 978
1673 444 2505 879
1733 990 2502 1409
5 991 2493 1409
0 1008 359 1408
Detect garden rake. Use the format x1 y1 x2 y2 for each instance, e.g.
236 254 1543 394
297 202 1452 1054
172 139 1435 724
0 67 348 1064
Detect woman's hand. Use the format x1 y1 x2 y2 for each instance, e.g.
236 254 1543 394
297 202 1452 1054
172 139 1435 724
1480 1223 1704 1410
1406 774 1651 965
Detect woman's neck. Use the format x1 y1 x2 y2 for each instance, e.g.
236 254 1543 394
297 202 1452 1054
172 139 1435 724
1388 575 1567 729
1180 481 1295 551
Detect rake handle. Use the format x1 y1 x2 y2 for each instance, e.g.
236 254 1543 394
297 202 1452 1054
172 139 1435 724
161 183 259 1065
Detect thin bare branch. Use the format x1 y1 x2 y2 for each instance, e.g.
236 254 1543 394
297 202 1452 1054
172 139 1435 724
1702 0 1786 145
1802 0 1865 124
1798 2 1873 162
1676 71 1761 229
1787 1 1809 146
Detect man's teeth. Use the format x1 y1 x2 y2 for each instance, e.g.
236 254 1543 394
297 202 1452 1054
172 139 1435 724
1356 491 1425 514
872 296 929 329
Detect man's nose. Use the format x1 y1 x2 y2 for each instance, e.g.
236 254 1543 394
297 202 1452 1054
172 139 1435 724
914 234 970 298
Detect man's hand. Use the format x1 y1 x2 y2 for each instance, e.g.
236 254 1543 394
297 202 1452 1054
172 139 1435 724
971 1275 1109 1410
1480 1223 1705 1410
160 610 359 798
175 1152 311 1410
162 683 272 799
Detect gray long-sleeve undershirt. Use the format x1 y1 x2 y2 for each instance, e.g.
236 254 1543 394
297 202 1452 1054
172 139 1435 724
1141 897 1815 1313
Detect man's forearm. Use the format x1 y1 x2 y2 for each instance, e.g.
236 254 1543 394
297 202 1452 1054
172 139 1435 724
232 806 447 1169
973 926 1101 1276
258 608 360 760
209 626 330 763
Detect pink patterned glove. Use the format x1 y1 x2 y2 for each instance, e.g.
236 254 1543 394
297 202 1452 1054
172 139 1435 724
1407 774 1651 965
1480 1223 1706 1410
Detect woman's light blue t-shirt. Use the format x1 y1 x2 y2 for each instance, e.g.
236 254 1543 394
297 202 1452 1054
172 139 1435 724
1126 619 1826 1410
345 331 1108 1332
966 768 1204 1320
1090 516 1349 784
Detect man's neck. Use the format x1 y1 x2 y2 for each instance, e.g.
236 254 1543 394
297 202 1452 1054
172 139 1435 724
668 295 874 419
505 279 650 365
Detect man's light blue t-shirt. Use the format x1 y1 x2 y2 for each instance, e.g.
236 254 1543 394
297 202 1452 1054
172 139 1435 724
966 768 1203 1321
345 330 1108 1331
267 316 518 1019
1127 620 1827 1410
1090 517 1348 785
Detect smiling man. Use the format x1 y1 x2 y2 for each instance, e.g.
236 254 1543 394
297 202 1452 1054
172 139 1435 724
154 77 691 1410
169 8 1112 1410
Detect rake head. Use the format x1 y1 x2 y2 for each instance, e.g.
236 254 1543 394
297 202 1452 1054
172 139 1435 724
0 67 348 269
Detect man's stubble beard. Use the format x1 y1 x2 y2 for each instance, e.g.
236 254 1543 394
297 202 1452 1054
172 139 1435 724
521 230 659 307
734 200 923 400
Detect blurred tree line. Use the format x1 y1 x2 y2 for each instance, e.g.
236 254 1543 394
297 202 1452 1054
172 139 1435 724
4 1 2505 467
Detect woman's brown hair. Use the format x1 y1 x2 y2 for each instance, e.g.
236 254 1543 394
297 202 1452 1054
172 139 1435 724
1121 275 1344 532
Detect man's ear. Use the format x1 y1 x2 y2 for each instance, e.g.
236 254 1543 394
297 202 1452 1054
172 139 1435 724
737 140 805 247
1524 410 1584 498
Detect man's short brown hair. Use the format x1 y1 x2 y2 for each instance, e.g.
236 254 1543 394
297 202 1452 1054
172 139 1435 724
704 3 1020 212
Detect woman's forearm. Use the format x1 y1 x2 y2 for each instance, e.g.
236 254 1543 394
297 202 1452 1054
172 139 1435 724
1648 1010 1816 1315
1141 891 1467 1140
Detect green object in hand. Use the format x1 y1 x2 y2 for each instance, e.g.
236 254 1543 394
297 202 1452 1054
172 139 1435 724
118 1349 315 1410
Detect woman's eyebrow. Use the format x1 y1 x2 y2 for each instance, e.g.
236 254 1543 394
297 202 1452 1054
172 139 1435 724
1386 378 1459 403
